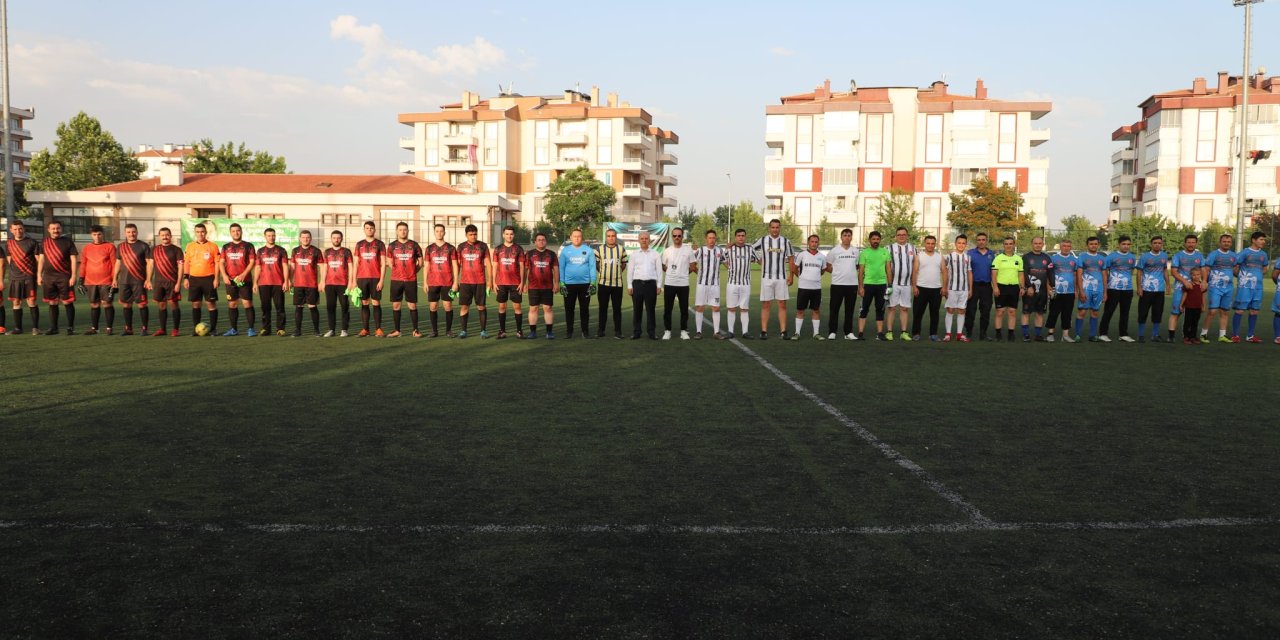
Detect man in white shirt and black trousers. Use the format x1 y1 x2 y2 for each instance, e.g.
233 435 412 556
628 230 662 340
825 228 860 340
661 227 697 340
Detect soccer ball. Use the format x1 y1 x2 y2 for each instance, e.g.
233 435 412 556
194 322 211 336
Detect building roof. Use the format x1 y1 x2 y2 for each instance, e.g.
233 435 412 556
134 148 195 159
87 173 465 195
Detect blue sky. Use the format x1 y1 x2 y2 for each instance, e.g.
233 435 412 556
11 1 1279 223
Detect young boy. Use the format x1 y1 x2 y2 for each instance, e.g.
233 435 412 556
1181 270 1206 345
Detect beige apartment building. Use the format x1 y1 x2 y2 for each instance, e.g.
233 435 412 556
134 143 195 179
398 87 678 224
765 79 1051 234
1111 71 1280 226
6 106 35 184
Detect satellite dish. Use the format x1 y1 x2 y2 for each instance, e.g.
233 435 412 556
849 79 857 93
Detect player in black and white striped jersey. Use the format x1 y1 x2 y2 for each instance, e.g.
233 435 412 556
887 227 916 340
940 234 974 342
750 219 795 340
723 228 755 339
693 229 727 339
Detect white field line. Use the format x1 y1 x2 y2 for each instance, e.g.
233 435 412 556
729 338 995 526
1 516 1277 536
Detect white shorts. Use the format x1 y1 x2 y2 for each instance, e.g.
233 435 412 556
945 290 970 309
760 278 789 302
888 285 913 308
726 284 751 309
695 283 721 308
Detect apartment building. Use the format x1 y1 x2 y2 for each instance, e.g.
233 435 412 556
1111 71 1280 226
398 87 678 224
5 106 35 184
134 144 195 179
764 79 1051 232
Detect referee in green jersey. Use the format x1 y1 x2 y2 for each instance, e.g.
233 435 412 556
595 228 629 339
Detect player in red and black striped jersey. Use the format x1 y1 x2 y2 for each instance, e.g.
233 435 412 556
80 225 117 334
219 222 256 336
492 225 527 338
254 228 291 336
386 221 424 337
524 232 558 339
354 220 387 337
290 229 323 336
425 223 458 337
150 227 185 336
454 224 490 338
321 230 354 337
37 220 78 335
115 223 152 335
5 220 40 334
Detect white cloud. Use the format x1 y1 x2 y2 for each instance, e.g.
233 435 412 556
330 15 506 77
770 46 796 57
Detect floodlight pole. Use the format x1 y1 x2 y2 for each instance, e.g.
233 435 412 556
1235 0 1263 251
1 0 13 221
726 171 732 237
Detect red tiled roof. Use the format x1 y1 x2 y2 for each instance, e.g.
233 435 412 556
87 174 464 195
134 148 194 158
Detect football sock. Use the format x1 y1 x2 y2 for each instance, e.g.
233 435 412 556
478 309 487 331
811 318 819 334
726 311 736 334
124 306 133 328
158 307 167 331
208 310 217 334
430 308 439 332
1247 314 1257 337
361 305 369 330
515 312 523 333
295 307 304 333
48 304 59 331
373 305 382 330
1021 323 1029 337
1232 314 1242 336
712 312 721 335
140 306 149 329
739 311 749 333
1089 317 1098 337
499 311 507 331
409 309 418 332
192 307 202 328
229 307 239 330
91 306 100 329
446 310 454 332
246 307 256 328
794 318 802 334
393 307 402 331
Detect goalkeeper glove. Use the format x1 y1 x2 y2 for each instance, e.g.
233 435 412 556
558 283 567 296
108 287 118 303
75 278 87 296
448 288 459 300
588 284 598 296
885 286 894 297
346 286 363 307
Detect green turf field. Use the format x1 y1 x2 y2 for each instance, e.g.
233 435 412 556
1 275 1279 637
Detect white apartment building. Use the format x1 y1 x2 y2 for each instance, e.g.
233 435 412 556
398 87 678 225
134 144 195 179
764 79 1051 233
6 106 35 184
1111 71 1280 226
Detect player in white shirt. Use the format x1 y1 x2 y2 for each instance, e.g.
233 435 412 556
693 229 727 339
940 234 974 342
661 227 697 340
791 234 830 340
723 228 756 339
825 228 860 340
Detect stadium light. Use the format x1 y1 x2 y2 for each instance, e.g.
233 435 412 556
1 0 12 221
725 171 732 237
1235 0 1264 250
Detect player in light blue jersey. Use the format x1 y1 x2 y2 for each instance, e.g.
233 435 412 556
1075 236 1106 341
1168 234 1205 343
1272 255 1280 344
1045 241 1079 342
1202 233 1237 343
1134 236 1170 342
1098 235 1137 342
1232 231 1269 342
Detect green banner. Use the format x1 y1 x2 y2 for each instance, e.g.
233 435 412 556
181 219 302 247
606 222 671 253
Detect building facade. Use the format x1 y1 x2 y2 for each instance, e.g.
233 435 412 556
398 88 678 224
28 165 514 245
1111 71 1280 227
134 144 195 179
764 79 1051 233
6 106 35 185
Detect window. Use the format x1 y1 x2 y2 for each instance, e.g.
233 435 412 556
996 169 1017 189
865 114 884 163
534 171 551 190
796 115 813 163
765 170 782 185
825 168 856 185
1030 169 1048 186
596 119 612 164
824 195 849 211
825 140 853 157
482 172 498 192
864 169 883 192
863 197 881 219
1145 140 1160 165
953 110 985 128
795 169 813 191
1162 109 1182 128
923 169 943 192
484 122 498 166
1248 135 1275 151
534 120 550 165
426 124 439 166
560 120 586 135
765 114 785 133
998 113 1017 163
1194 168 1216 193
795 197 812 222
952 167 985 187
1193 199 1214 227
925 114 943 163
1196 110 1217 162
824 111 859 131
595 170 612 186
923 198 942 228
954 139 989 157
1248 104 1278 124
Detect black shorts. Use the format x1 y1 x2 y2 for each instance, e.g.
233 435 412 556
390 280 418 303
225 276 254 302
528 288 554 307
187 275 216 303
42 274 75 304
796 288 822 311
119 281 148 305
153 281 180 302
357 278 381 301
427 285 452 303
293 287 319 306
1022 288 1048 314
457 283 486 306
7 275 35 301
88 284 113 304
496 284 522 304
995 285 1020 309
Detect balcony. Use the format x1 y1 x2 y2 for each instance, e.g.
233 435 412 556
6 147 31 159
765 151 784 163
613 209 650 222
441 157 478 171
1029 128 1050 147
622 131 653 148
448 184 478 194
656 174 678 186
442 132 477 146
1111 148 1136 164
620 156 653 172
553 157 588 170
622 183 651 199
656 196 677 208
6 127 30 139
398 137 416 149
658 151 678 165
765 129 785 149
553 131 588 145
10 169 29 181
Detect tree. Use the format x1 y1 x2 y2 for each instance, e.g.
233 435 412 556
872 188 923 244
947 177 1036 237
1051 214 1105 250
27 112 144 191
1201 219 1234 246
1111 213 1196 248
185 138 287 174
673 205 699 233
541 166 617 242
813 216 841 245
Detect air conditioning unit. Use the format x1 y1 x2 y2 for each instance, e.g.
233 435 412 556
1111 195 1120 204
